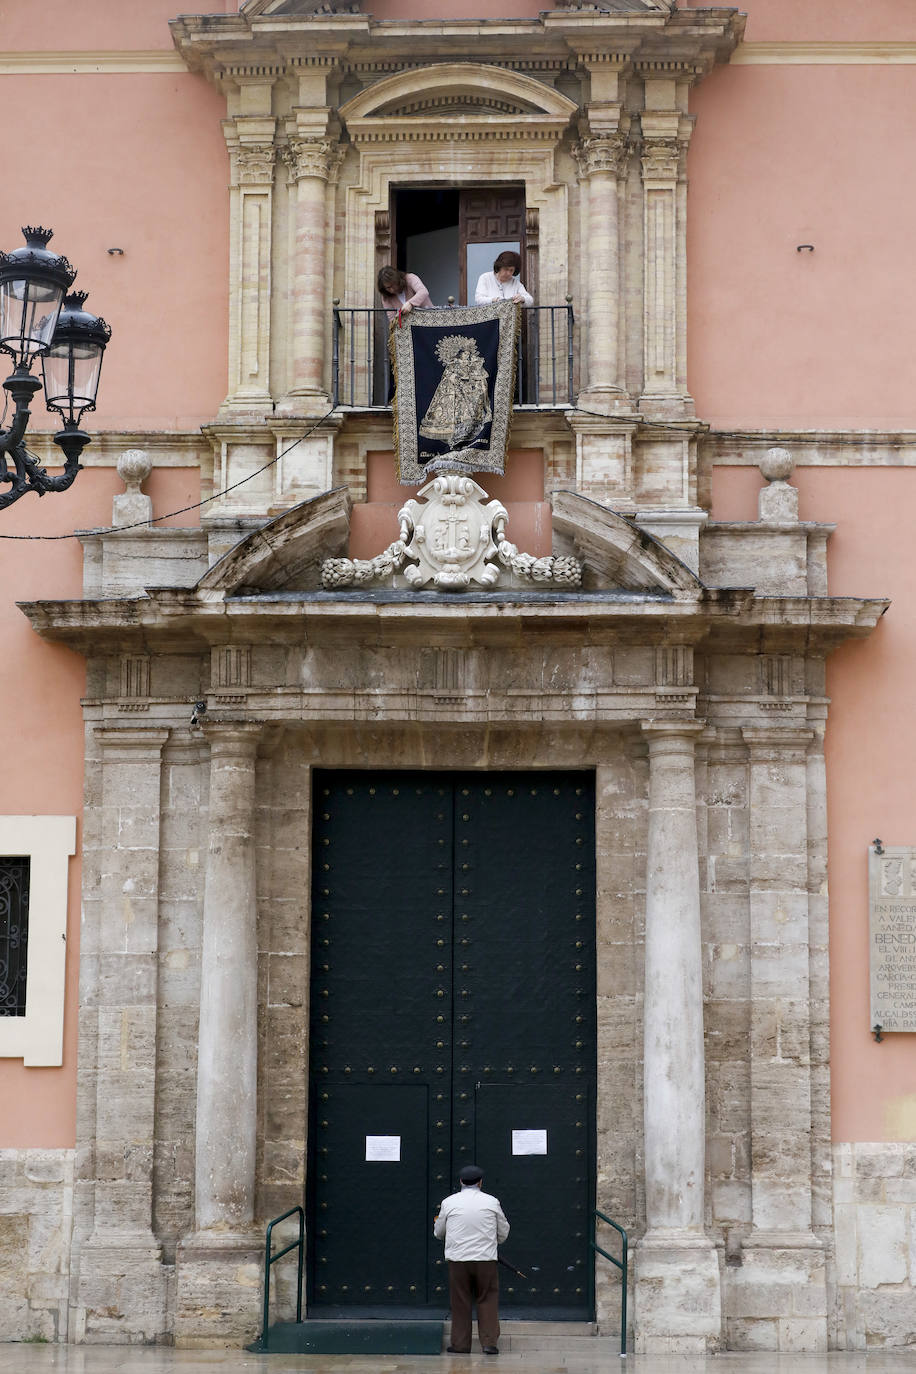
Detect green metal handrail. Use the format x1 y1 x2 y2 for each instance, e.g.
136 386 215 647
260 1205 304 1348
590 1208 628 1357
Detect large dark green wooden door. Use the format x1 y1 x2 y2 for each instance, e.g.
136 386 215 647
308 771 596 1318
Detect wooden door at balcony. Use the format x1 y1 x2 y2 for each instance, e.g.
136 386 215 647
387 186 529 307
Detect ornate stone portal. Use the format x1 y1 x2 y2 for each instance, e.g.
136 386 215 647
20 468 888 1351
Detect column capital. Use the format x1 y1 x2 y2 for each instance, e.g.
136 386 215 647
222 117 279 188
201 720 262 754
285 135 342 183
642 720 705 746
742 726 815 760
641 136 679 183
574 132 627 180
93 726 170 756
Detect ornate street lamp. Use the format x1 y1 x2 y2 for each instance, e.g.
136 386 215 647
0 227 111 510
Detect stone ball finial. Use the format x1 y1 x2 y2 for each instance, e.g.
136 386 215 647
117 448 152 494
759 446 794 484
112 448 153 529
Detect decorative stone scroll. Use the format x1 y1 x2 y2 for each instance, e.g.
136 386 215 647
869 845 916 1033
320 472 582 592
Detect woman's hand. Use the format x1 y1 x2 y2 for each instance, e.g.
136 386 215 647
402 301 414 314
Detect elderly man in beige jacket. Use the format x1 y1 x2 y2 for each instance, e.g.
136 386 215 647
434 1164 510 1356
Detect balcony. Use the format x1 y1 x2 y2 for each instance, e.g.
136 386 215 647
331 302 575 410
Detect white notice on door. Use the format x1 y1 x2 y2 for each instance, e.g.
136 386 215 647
365 1135 401 1162
512 1129 548 1156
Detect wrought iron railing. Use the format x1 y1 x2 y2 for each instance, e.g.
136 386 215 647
259 1204 304 1349
590 1209 628 1357
332 301 575 409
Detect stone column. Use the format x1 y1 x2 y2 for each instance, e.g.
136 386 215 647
75 727 170 1343
195 723 261 1234
574 134 628 413
728 727 827 1352
176 723 262 1345
222 117 277 414
285 115 339 410
635 722 721 1353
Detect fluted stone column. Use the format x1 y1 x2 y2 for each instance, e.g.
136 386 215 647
176 723 262 1345
635 723 721 1353
574 134 628 413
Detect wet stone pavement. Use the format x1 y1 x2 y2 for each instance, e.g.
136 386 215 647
0 1345 914 1374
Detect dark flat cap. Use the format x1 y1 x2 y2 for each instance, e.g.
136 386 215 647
459 1164 484 1184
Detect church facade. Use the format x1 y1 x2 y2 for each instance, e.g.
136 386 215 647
1 0 914 1354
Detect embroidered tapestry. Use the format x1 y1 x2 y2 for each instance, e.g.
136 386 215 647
391 301 520 484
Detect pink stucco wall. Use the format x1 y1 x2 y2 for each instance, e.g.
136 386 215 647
0 469 199 1149
680 0 913 42
688 62 916 430
0 70 228 431
0 0 236 51
711 465 916 1144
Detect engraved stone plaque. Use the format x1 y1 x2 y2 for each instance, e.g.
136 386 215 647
869 846 916 1032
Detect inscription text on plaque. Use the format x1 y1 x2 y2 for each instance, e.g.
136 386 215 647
869 845 916 1033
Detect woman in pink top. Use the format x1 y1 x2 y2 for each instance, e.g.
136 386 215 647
377 266 432 320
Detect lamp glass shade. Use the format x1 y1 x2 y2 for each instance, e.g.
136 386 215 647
42 338 104 423
0 276 64 363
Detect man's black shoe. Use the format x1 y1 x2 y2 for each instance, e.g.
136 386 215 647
446 1347 470 1354
482 1348 499 1355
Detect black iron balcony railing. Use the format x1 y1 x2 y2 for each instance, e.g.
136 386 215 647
332 301 575 410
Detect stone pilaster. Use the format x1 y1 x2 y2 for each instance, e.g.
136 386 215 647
75 727 170 1344
222 117 278 414
574 132 629 414
284 111 340 411
638 107 693 420
175 722 262 1346
635 723 722 1354
727 727 828 1352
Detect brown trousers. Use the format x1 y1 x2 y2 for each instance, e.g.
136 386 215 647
447 1258 500 1352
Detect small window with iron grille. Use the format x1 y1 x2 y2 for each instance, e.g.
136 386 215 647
0 857 30 1018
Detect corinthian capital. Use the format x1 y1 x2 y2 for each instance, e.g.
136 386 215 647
640 137 679 182
234 143 277 187
574 133 627 180
286 136 342 183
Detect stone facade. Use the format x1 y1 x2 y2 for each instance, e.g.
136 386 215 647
2 0 912 1357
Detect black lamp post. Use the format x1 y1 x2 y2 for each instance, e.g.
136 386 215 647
0 226 111 510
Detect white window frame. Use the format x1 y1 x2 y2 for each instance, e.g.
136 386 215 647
0 816 76 1066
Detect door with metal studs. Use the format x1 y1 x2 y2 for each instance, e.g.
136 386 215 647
307 771 597 1318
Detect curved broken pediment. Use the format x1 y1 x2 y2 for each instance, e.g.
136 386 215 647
197 488 351 597
196 482 701 600
339 63 578 129
550 491 703 598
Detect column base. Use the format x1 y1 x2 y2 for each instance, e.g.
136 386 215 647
634 1231 722 1354
174 1228 262 1347
725 1230 827 1352
577 386 634 417
74 1230 168 1344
